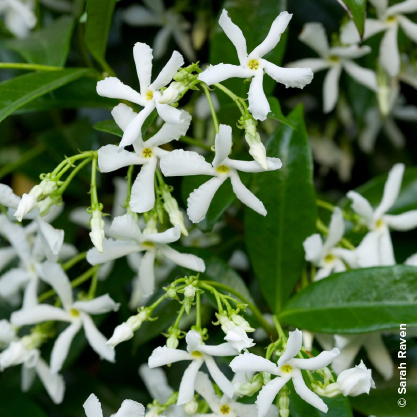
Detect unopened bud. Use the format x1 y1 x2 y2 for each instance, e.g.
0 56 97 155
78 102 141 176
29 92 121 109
167 288 177 299
247 138 268 171
183 399 198 415
89 209 105 253
106 323 134 348
234 377 263 397
159 83 183 104
231 314 255 332
163 189 188 236
184 285 196 299
278 388 290 417
215 312 236 333
14 194 38 221
167 333 179 349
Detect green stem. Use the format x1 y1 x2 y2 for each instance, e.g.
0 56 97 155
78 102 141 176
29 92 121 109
88 266 99 299
201 83 219 134
273 315 285 339
200 283 223 314
213 82 247 115
202 280 274 335
180 136 212 151
56 158 92 196
149 294 168 310
52 152 95 177
172 304 186 329
0 144 45 181
195 292 202 330
0 63 62 71
316 219 355 250
90 155 99 206
62 252 87 271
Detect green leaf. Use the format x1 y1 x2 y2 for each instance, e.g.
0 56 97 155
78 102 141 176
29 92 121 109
94 119 122 137
0 68 91 123
245 105 317 314
337 0 367 38
0 386 47 417
4 16 74 67
85 0 116 68
280 265 417 334
267 96 296 129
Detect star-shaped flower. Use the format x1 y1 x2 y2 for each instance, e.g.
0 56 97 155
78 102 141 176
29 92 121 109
83 393 145 417
98 104 191 213
148 330 238 405
97 43 187 148
10 262 120 373
198 10 313 121
0 0 36 38
160 124 282 223
230 329 340 417
287 22 377 113
341 0 417 76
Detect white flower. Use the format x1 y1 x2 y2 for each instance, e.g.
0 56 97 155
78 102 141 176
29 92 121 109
332 333 393 381
87 214 205 298
98 105 191 213
224 327 255 352
303 207 357 280
198 10 313 121
341 0 417 76
0 0 36 38
10 262 120 373
139 364 174 404
14 193 38 221
287 22 377 113
347 163 417 266
337 360 376 397
83 393 145 417
89 208 105 253
160 124 282 223
106 323 134 348
230 329 340 417
96 43 187 148
0 319 17 344
148 330 238 404
122 0 195 62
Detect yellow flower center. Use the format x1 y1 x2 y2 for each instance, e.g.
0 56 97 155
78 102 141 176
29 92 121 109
191 350 203 358
248 59 260 70
146 91 154 101
142 148 153 158
220 405 231 414
70 308 80 318
216 165 229 174
142 241 155 248
385 15 397 24
281 364 293 374
324 254 335 263
328 55 340 64
376 219 384 229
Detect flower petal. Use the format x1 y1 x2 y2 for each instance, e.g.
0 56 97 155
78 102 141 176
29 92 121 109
332 335 365 375
218 9 248 65
290 348 339 370
138 249 156 297
198 64 253 86
114 400 146 417
35 357 65 404
346 191 374 227
83 394 104 417
37 217 64 256
374 163 405 219
322 208 344 253
195 371 220 411
386 0 417 15
120 103 155 148
323 64 342 113
355 231 381 267
204 354 234 398
384 211 417 230
298 23 329 58
286 58 331 73
303 234 324 265
278 329 303 367
398 15 417 42
213 124 232 167
172 27 196 62
380 25 400 77
158 244 206 272
148 346 193 368
363 332 393 380
81 312 115 362
0 184 20 208
0 247 17 273
11 305 71 326
110 214 142 242
160 149 215 176
229 171 266 216
144 227 180 244
50 320 83 373
198 343 238 357
133 43 153 95
122 5 162 26
369 0 388 18
177 359 203 404
130 158 158 213
156 101 184 125
98 145 144 173
262 60 313 89
343 61 378 91
111 103 138 132
230 353 278 374
139 364 173 403
21 364 36 393
227 158 282 173
187 177 227 223
0 268 31 298
153 27 171 59
379 229 396 265
0 217 31 266
256 377 290 417
359 108 382 153
291 368 328 412
73 294 120 315
151 50 184 91
96 77 144 105
383 118 406 148
87 239 141 265
247 71 270 121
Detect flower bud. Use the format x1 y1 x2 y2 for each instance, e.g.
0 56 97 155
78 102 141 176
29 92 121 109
183 399 198 415
278 388 290 417
106 323 134 348
247 138 268 171
337 360 376 397
167 288 177 299
231 314 255 332
184 285 196 299
224 327 255 352
234 375 263 397
312 382 341 398
166 333 179 349
215 312 236 333
162 188 188 236
89 209 105 253
14 194 38 221
159 83 183 104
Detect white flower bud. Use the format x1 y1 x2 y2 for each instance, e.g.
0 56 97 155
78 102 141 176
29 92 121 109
231 314 255 332
166 333 179 349
183 399 198 415
247 138 268 171
234 378 263 397
184 285 196 299
163 191 188 236
312 382 342 398
89 209 105 253
159 84 181 104
167 288 177 299
337 361 376 397
215 312 236 333
224 327 255 352
106 323 134 348
14 193 38 221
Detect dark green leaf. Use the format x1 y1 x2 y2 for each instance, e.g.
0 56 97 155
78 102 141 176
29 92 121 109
0 386 47 417
4 16 74 67
337 0 367 38
85 0 116 68
245 105 317 313
267 96 296 129
280 265 417 333
0 68 91 123
94 119 122 137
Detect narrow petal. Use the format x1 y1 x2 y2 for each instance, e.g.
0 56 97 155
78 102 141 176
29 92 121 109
256 377 290 417
120 104 155 148
139 364 173 403
204 354 234 398
198 343 238 357
0 218 31 265
227 158 282 173
160 149 215 177
218 9 248 65
83 394 104 417
187 177 227 223
177 359 203 404
386 0 417 15
151 50 184 90
194 372 220 411
96 77 144 105
343 61 378 91
247 71 270 121
11 305 71 326
36 358 65 404
332 335 364 374
138 249 156 297
290 348 339 370
122 5 162 26
291 369 327 412
114 400 145 417
385 211 417 230
379 229 396 265
262 60 313 89
359 108 382 153
251 12 292 58
74 294 120 315
212 125 232 167
303 234 324 265
230 353 278 374
232 404 262 417
342 19 387 43
133 43 153 95
286 58 331 73
158 244 205 272
148 346 193 368
369 0 388 18
156 101 184 125
330 45 371 59
110 214 142 243
277 329 303 367
0 184 20 208
380 25 400 77
98 145 144 173
0 247 17 273
172 27 196 62
0 268 31 298
314 264 334 281
298 23 329 58
81 312 115 362
186 330 202 351
230 171 266 216
374 163 405 219
398 15 417 42
144 227 180 244
50 320 83 373
363 333 393 380
346 191 374 227
355 231 381 267
37 217 64 256
322 208 344 253
21 365 36 393
130 158 157 213
323 65 342 113
153 27 171 59
198 64 253 86
111 103 138 132
87 239 141 265
383 118 406 148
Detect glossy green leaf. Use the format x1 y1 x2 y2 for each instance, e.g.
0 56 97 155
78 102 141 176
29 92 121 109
4 16 74 67
337 0 367 38
280 265 417 334
94 119 122 137
0 68 90 122
268 96 295 129
245 105 317 313
0 386 47 417
85 0 116 68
